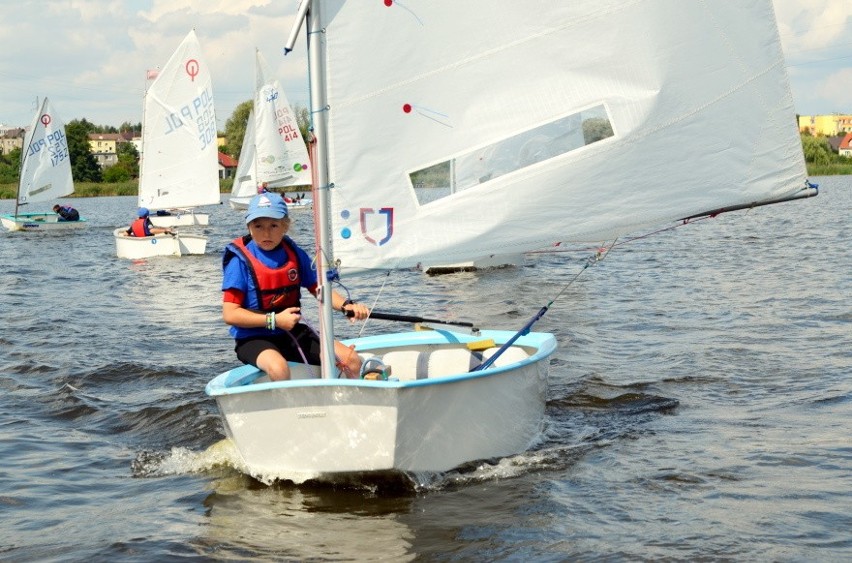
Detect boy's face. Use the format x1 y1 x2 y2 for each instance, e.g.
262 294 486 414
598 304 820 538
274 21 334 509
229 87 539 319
248 217 289 250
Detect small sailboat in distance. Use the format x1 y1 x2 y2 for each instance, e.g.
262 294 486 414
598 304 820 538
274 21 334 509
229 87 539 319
115 29 216 258
137 28 220 230
229 49 312 211
1 97 86 232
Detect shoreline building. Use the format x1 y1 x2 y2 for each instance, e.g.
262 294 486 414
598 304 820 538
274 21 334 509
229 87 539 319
798 114 852 137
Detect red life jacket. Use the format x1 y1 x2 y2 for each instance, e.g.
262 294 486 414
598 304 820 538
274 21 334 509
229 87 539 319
130 217 150 237
225 235 302 312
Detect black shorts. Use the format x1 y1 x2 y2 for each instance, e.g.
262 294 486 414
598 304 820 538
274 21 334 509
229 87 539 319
235 323 321 367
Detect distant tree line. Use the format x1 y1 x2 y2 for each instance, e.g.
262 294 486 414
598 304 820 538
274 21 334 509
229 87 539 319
0 118 142 184
1 101 312 186
1 109 849 186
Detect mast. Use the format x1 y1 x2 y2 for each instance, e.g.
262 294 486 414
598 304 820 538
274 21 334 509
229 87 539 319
139 70 152 207
253 49 261 191
13 127 22 216
306 0 338 378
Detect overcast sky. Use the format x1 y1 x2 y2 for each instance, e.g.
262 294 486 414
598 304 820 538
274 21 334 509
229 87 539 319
0 0 849 129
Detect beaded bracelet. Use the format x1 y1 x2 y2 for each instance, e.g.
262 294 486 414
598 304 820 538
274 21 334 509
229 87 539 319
266 311 276 331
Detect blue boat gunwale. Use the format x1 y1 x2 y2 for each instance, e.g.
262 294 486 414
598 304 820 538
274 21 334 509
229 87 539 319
205 329 557 397
1 212 88 224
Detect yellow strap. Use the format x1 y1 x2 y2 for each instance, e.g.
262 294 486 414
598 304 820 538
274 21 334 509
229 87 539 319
466 339 496 351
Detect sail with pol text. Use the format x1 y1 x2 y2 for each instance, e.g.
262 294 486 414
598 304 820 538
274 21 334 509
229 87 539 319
0 97 86 232
137 29 220 228
115 29 214 257
229 49 312 210
253 48 311 192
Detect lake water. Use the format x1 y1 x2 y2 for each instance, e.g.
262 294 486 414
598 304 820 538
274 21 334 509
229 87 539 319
1 179 850 561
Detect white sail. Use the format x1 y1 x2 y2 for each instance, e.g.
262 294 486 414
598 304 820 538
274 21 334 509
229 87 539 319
253 49 311 189
138 29 220 211
320 0 810 272
229 109 258 208
19 97 73 205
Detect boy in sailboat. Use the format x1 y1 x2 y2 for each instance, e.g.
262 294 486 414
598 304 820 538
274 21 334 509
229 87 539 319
124 207 174 237
53 204 80 222
221 192 369 380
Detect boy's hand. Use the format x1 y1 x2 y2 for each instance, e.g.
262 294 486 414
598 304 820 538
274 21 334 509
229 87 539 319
276 307 302 330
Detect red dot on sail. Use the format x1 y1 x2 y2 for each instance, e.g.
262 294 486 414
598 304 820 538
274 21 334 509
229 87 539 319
403 104 412 113
384 0 393 6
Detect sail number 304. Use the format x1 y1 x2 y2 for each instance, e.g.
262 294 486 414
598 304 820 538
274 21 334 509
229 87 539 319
163 86 217 151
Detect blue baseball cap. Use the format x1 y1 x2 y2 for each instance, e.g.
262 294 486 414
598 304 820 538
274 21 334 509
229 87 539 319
245 192 288 224
137 207 150 217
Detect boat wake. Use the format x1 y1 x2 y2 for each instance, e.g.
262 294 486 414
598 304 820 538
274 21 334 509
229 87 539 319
132 439 250 480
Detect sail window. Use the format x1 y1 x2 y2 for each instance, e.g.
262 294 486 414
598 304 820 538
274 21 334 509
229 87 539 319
411 105 613 204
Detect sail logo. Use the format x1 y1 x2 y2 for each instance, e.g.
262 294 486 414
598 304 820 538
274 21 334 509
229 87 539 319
359 207 394 246
185 59 199 81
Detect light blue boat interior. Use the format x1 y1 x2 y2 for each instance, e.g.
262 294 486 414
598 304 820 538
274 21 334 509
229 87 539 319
205 329 557 396
1 212 88 224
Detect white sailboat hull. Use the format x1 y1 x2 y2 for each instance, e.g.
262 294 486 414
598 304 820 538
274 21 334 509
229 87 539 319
1 213 87 232
113 228 207 259
206 330 555 482
148 210 210 227
285 198 312 212
228 197 251 210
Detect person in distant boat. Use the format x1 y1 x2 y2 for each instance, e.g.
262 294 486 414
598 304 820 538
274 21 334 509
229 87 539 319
221 192 370 381
283 193 294 203
53 204 80 222
257 182 269 194
125 207 174 237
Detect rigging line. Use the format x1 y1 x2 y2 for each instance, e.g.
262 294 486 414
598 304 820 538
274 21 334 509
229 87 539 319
548 237 618 307
786 53 852 67
482 179 819 361
611 215 715 248
315 241 391 338
473 238 618 373
357 271 392 338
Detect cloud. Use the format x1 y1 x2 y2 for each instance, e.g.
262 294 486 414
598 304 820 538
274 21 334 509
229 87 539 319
1 1 850 129
0 0 308 128
771 0 852 114
773 0 852 52
816 68 852 113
